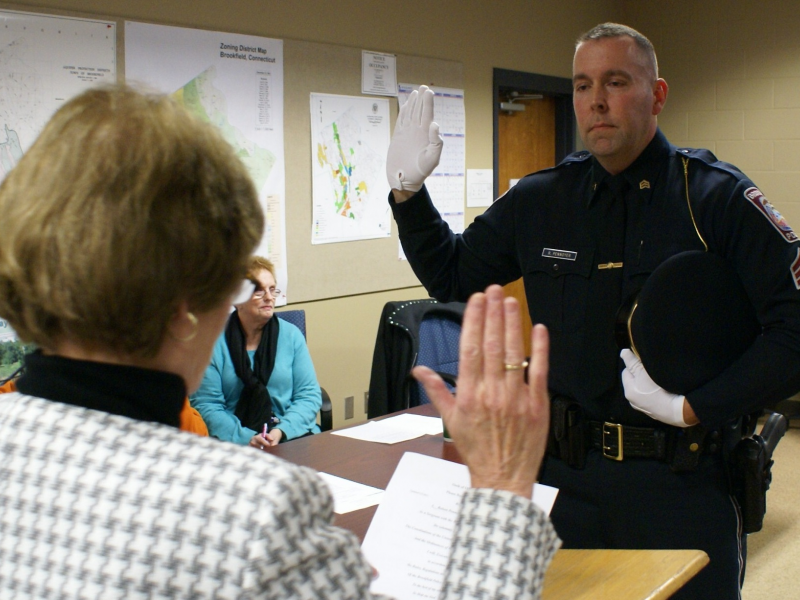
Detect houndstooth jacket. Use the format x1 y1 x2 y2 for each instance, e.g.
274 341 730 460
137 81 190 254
0 392 560 599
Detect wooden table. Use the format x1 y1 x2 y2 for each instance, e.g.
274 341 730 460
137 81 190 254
267 405 708 600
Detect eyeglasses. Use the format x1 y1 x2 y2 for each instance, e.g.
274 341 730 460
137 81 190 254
252 287 281 299
230 279 282 305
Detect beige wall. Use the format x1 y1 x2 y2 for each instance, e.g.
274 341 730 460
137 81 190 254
625 0 800 227
6 0 619 427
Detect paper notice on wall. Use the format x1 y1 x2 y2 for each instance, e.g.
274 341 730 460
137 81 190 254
467 169 493 207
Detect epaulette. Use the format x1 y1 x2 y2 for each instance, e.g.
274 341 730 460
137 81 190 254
674 146 746 179
523 150 591 178
559 150 592 166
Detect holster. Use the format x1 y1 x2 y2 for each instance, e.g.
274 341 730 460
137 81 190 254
727 411 787 534
550 395 588 469
730 435 772 534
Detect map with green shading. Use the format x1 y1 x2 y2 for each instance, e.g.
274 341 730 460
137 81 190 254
173 66 275 190
310 93 390 244
315 117 373 220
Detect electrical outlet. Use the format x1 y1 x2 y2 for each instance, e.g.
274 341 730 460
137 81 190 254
364 391 369 414
344 396 354 420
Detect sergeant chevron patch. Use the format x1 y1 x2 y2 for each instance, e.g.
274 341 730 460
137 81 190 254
744 187 798 243
791 248 800 290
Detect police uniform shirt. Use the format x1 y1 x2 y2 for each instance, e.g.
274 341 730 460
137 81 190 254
391 129 800 428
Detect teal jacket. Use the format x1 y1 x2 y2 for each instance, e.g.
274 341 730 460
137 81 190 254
191 320 321 443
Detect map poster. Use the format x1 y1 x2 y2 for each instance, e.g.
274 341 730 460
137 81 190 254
310 93 391 245
125 21 289 304
0 10 116 183
0 10 116 345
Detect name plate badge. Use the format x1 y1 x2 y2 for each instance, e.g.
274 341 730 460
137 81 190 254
542 248 577 261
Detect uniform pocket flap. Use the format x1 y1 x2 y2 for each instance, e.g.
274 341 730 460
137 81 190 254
526 246 595 279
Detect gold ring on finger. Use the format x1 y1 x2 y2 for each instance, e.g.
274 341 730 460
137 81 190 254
503 360 529 371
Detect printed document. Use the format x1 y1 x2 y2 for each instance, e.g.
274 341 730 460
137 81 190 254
317 473 384 514
362 452 558 599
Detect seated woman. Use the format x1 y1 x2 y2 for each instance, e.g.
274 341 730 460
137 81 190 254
191 256 321 447
0 85 558 598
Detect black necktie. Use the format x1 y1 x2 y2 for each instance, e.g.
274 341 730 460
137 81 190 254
577 175 628 402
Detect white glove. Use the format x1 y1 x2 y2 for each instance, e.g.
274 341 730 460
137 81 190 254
620 349 689 427
386 85 443 192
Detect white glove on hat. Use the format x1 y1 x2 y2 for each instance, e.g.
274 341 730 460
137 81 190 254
386 85 443 193
620 349 689 427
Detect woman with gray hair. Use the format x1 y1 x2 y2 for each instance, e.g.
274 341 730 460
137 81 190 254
0 85 559 598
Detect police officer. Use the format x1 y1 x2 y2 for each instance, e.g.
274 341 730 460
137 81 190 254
386 22 800 600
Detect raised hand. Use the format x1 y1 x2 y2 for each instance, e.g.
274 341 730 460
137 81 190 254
386 85 443 194
413 285 550 498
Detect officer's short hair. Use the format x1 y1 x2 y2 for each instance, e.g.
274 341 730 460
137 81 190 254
576 23 659 80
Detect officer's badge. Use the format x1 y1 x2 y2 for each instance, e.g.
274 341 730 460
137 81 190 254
791 248 800 290
744 187 797 243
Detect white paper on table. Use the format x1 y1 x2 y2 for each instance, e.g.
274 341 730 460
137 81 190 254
362 452 559 599
331 414 444 444
316 472 384 514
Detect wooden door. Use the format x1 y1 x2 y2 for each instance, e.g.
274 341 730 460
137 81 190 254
498 96 556 356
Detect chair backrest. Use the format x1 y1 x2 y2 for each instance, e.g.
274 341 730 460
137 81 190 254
411 316 462 406
276 310 306 339
275 309 332 432
367 299 465 417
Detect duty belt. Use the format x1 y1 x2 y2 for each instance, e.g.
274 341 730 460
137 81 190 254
589 421 668 461
548 395 716 471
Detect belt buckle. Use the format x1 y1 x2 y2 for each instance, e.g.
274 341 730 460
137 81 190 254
602 422 623 461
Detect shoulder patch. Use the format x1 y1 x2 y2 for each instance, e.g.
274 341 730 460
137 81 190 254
744 187 797 243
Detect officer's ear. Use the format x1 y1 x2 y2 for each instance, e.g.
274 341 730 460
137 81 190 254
652 78 668 116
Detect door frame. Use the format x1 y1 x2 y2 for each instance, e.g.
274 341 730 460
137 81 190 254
492 68 576 199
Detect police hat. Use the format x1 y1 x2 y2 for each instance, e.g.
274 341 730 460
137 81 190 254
616 251 761 394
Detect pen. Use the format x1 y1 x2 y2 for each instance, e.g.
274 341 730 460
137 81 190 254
262 423 269 439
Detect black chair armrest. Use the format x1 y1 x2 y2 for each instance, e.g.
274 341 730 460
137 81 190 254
319 387 333 432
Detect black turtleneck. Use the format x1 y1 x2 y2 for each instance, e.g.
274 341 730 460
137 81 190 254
16 351 186 428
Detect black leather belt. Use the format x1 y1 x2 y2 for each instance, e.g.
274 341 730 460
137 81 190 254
588 421 669 461
548 394 719 471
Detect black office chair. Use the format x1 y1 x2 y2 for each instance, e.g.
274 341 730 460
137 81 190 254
367 299 465 418
276 309 333 432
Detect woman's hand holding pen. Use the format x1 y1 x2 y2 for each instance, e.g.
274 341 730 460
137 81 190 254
265 428 283 445
249 425 283 450
413 285 550 499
